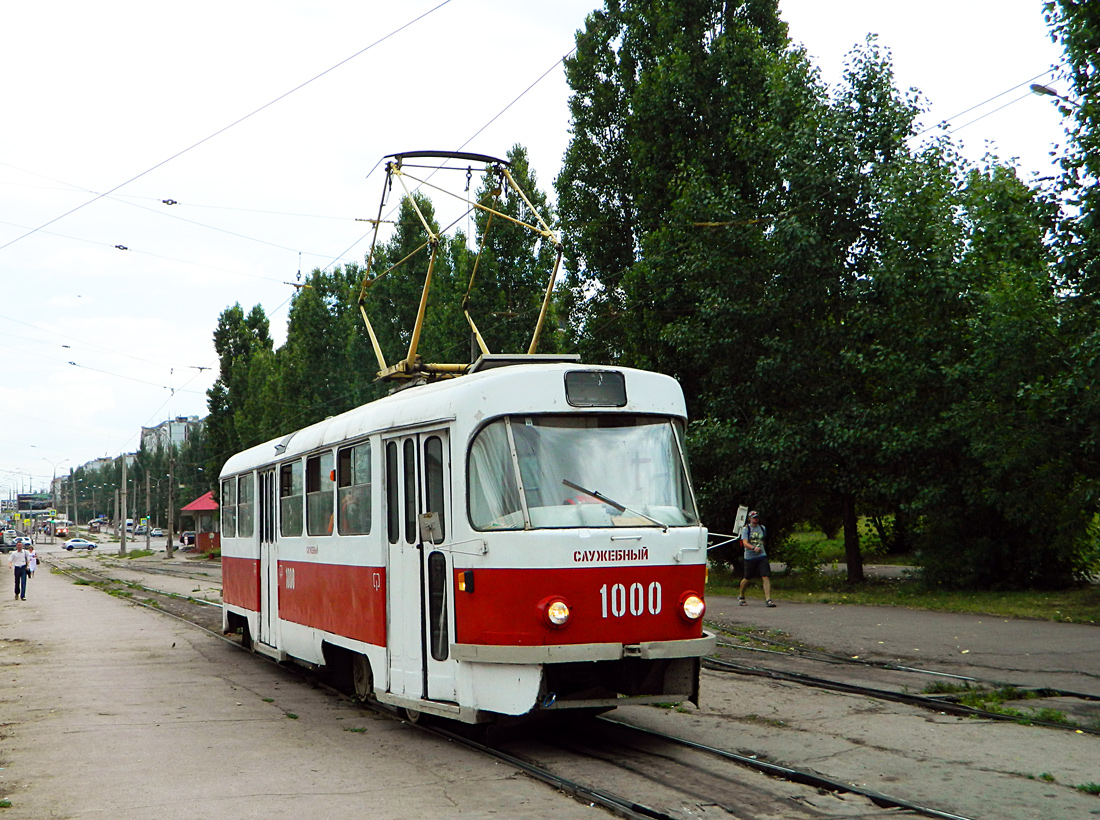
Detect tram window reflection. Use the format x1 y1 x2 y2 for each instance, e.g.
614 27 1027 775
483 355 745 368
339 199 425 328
280 460 303 537
221 478 236 538
306 451 334 536
403 439 417 544
425 436 445 543
238 474 255 538
469 415 699 530
337 442 371 535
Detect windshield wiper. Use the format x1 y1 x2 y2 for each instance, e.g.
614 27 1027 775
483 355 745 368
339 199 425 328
561 479 668 531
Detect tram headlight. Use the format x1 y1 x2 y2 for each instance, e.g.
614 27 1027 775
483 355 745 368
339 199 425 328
679 592 705 622
538 597 571 628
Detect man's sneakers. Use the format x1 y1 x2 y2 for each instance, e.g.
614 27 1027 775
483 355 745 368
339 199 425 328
738 597 747 606
766 599 777 607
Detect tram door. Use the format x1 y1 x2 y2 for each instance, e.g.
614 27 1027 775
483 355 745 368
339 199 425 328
384 430 456 703
257 470 278 646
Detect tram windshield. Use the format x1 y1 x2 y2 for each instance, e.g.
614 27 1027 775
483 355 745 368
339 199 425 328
469 415 699 530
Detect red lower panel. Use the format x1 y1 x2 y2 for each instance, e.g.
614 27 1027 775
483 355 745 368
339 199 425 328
223 556 260 612
453 565 705 646
278 562 387 646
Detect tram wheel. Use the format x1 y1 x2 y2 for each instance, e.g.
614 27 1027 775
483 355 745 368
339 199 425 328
351 654 373 700
402 708 422 724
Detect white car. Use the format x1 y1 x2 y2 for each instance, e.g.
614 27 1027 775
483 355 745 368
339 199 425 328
63 538 97 551
150 528 163 537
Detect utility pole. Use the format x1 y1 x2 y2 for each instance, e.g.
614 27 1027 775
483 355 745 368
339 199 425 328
145 471 151 550
119 458 128 557
70 469 77 531
166 459 175 559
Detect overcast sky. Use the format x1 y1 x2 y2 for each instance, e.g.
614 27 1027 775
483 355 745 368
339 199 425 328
0 0 1067 496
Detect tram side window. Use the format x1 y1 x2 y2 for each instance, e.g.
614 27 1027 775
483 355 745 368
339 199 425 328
424 435 445 542
280 460 303 537
306 451 335 536
469 419 522 529
237 473 255 538
386 442 399 544
337 442 371 535
221 478 236 538
403 439 417 544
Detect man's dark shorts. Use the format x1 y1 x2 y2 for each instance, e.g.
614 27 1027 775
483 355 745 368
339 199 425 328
743 556 771 579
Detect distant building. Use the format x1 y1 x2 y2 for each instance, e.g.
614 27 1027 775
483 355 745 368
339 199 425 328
141 416 202 453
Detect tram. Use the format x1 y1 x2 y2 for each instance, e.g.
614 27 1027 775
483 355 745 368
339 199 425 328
220 357 714 723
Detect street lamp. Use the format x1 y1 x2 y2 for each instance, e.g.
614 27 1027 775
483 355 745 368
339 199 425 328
41 458 68 542
1030 83 1080 109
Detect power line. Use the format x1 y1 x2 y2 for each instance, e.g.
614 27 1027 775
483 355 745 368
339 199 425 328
915 66 1061 137
0 0 454 254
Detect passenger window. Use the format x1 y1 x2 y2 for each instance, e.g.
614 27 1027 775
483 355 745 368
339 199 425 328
306 451 334 536
386 442 399 544
237 474 254 538
279 460 303 537
425 436 445 543
337 442 371 535
427 551 449 660
403 439 417 544
221 478 236 538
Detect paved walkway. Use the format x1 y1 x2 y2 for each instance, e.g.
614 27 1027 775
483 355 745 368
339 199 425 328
0 560 601 819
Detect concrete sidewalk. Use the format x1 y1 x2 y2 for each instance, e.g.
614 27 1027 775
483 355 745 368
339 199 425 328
0 563 600 819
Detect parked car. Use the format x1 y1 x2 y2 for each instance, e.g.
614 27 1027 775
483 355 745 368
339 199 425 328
63 538 97 551
14 536 32 548
180 531 196 546
150 528 163 537
134 525 148 535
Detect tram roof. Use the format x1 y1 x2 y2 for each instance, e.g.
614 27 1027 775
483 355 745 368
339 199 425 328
220 363 687 477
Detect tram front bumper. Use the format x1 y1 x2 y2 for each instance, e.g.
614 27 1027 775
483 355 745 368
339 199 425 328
450 631 715 664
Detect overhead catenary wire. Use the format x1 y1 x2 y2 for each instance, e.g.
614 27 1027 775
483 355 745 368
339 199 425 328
0 0 455 254
915 65 1063 137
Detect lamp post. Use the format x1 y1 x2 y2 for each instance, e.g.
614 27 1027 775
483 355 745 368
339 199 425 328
41 458 68 542
1030 83 1080 109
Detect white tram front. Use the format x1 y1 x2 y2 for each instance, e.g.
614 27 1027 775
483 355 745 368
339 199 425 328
220 361 714 723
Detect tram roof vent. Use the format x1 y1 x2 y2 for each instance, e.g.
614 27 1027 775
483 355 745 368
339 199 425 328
468 353 581 373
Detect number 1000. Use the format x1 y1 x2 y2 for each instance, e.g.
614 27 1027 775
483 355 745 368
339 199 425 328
599 582 662 617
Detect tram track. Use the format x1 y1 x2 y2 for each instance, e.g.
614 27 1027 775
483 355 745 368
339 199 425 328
707 627 1100 735
96 554 222 584
45 553 981 819
462 712 975 820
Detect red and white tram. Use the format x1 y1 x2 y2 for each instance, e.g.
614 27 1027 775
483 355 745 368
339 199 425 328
220 359 714 723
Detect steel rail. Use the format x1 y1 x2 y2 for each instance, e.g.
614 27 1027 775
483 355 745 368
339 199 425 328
48 556 221 608
704 655 1100 736
597 716 978 820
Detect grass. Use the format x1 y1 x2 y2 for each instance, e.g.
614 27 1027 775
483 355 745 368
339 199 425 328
923 683 1086 727
707 567 1100 624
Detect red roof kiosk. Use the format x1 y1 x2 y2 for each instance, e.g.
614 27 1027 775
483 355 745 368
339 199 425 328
180 491 220 553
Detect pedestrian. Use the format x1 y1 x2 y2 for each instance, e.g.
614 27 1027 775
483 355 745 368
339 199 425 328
26 546 37 578
738 510 775 607
8 542 28 601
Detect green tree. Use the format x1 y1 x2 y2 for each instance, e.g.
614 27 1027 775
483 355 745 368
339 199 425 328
206 303 273 474
557 3 934 579
469 145 562 356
